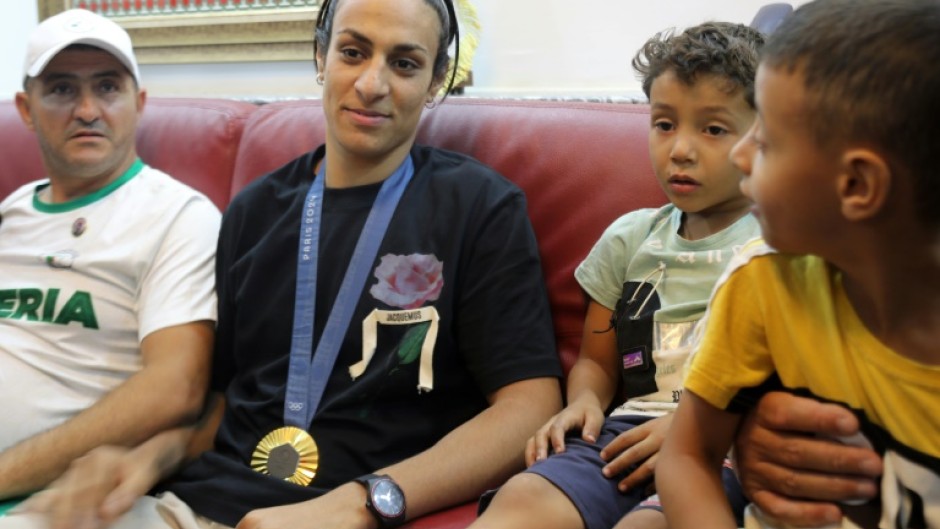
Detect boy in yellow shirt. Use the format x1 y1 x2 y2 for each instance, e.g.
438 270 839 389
657 1 940 528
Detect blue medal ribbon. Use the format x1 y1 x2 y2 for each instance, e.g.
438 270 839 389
283 154 414 428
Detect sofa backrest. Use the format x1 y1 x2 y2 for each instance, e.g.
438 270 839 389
0 96 665 374
137 99 257 211
0 101 44 200
0 98 255 212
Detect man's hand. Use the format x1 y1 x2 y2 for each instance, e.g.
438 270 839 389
735 392 883 527
600 414 672 492
524 395 605 466
19 397 221 529
22 445 158 529
0 321 212 500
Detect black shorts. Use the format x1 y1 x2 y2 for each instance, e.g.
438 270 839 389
523 415 746 529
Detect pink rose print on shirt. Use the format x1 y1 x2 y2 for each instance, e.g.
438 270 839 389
369 253 444 309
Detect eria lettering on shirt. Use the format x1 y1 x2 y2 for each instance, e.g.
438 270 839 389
0 288 100 329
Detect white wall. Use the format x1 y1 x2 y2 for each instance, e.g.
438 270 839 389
470 0 809 99
1 1 810 101
0 3 39 100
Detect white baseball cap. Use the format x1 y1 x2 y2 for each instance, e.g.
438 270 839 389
24 9 140 83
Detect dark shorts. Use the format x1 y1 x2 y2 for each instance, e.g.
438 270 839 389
523 415 746 529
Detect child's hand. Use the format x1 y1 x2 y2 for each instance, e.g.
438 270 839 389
599 414 673 492
524 397 605 466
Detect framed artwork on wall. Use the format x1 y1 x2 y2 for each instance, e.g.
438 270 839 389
36 1 320 64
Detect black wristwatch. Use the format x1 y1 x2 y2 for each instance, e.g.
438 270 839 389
354 473 406 528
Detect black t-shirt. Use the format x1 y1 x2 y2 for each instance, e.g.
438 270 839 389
164 145 561 526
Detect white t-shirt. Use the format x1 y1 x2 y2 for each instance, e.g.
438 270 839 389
0 160 220 451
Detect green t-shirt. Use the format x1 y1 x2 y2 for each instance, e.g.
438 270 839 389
576 204 760 320
575 204 760 415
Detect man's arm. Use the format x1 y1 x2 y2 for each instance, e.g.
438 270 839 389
0 321 213 499
236 376 563 529
734 391 883 527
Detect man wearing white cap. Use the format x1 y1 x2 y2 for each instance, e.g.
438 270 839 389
0 8 219 507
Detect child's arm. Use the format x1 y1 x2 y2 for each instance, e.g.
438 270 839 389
566 301 621 413
657 390 742 529
525 300 620 464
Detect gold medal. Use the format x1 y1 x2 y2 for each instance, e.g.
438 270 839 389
251 426 319 486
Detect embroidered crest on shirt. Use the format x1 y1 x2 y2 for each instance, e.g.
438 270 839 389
41 250 77 269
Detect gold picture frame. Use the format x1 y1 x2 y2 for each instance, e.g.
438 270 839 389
37 1 320 64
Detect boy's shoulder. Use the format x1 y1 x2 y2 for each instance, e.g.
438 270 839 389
604 204 676 240
716 237 774 284
730 236 774 263
714 239 835 296
603 205 760 252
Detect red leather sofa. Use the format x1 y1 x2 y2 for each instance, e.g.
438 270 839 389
0 97 666 528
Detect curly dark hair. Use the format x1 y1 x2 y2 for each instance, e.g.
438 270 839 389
763 0 940 227
632 22 765 108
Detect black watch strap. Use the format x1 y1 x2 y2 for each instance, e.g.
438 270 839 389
355 473 406 528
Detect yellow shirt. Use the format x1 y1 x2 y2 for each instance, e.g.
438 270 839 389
686 240 940 528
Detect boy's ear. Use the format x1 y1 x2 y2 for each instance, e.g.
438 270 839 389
836 148 890 222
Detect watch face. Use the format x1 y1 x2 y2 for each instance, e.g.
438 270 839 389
371 479 405 517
